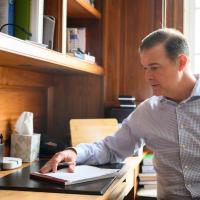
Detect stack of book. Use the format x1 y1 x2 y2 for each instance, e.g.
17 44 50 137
139 154 157 189
137 154 157 198
118 95 136 108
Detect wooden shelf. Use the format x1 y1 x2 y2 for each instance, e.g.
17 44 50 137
67 0 101 19
0 33 104 75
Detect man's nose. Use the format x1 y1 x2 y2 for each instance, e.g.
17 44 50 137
144 70 154 80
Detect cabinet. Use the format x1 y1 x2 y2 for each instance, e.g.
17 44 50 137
1 0 103 74
0 0 104 154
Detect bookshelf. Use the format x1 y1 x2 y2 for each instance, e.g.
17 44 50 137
0 33 103 75
0 0 104 153
67 0 101 19
0 0 103 75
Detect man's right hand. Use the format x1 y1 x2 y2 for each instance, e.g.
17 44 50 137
40 149 77 173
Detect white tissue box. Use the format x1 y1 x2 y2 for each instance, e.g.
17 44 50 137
11 133 41 162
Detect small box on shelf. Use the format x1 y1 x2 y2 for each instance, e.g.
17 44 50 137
67 27 86 53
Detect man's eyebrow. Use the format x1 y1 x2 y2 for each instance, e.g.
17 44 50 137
148 63 160 66
142 63 160 68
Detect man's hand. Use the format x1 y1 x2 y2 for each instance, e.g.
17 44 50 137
40 149 77 173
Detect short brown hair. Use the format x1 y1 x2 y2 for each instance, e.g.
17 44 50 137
139 28 189 61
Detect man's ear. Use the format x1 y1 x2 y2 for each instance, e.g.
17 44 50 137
178 54 188 71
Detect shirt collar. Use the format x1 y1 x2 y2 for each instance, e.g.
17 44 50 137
189 75 200 97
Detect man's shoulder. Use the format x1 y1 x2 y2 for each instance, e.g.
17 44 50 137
140 96 162 108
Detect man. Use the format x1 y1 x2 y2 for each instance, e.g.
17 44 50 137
41 28 200 199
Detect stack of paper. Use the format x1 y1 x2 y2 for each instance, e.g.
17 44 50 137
31 165 120 185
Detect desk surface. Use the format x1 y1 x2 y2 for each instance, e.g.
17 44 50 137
0 156 143 200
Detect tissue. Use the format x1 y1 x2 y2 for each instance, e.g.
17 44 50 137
15 112 33 135
11 112 40 162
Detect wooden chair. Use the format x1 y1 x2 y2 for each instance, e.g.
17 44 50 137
69 118 118 146
70 118 146 199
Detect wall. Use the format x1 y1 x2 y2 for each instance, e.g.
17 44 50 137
103 0 183 107
0 67 54 154
49 74 104 144
0 67 104 153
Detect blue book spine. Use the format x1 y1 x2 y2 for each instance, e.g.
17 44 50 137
8 0 14 36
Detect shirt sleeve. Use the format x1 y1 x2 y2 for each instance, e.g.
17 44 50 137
74 110 145 165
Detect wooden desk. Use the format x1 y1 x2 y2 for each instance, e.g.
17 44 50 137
0 156 143 200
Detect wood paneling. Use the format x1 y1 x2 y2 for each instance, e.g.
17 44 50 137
0 67 54 88
44 0 63 52
103 0 123 106
166 0 184 32
0 67 53 155
67 0 101 19
121 0 157 102
103 0 183 107
48 74 104 144
104 0 162 106
0 67 103 153
0 87 47 134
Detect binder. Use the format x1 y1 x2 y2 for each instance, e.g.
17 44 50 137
30 0 44 43
14 0 31 40
0 0 14 36
43 15 56 49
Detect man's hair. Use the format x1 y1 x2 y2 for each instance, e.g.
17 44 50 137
139 28 189 61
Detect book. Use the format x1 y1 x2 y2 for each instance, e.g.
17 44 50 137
30 165 120 185
118 96 136 101
118 95 136 108
14 0 31 40
137 188 157 198
143 154 154 165
139 181 157 185
43 15 56 49
139 173 157 182
30 0 44 44
144 184 157 189
120 104 136 108
0 0 14 36
142 165 156 173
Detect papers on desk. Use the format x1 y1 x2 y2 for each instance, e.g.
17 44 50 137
30 165 120 185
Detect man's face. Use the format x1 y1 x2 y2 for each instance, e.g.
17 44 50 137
140 44 180 97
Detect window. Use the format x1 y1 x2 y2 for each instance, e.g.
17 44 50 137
184 0 200 73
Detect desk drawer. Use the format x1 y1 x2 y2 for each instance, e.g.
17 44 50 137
109 181 127 200
109 169 134 200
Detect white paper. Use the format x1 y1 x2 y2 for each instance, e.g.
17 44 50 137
42 165 120 185
15 112 33 135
